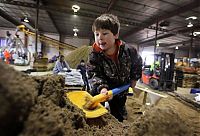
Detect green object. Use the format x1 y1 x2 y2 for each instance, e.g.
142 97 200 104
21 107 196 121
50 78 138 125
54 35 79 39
150 61 160 71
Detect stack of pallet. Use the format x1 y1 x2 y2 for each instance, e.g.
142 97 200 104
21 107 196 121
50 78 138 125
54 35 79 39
32 58 48 71
175 69 199 88
182 74 198 88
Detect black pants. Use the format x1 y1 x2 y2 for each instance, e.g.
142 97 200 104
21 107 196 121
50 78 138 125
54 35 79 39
108 94 127 122
82 75 90 91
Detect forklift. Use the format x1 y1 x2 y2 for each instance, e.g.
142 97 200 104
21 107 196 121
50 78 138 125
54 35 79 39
141 52 175 91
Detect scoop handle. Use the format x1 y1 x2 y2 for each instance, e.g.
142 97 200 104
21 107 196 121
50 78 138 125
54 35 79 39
87 84 130 109
112 84 130 96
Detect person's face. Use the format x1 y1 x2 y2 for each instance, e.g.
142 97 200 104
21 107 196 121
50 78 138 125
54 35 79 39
94 29 118 52
60 57 64 62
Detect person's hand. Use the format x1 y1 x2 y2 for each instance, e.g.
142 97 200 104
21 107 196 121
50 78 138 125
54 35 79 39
100 88 112 100
100 88 108 95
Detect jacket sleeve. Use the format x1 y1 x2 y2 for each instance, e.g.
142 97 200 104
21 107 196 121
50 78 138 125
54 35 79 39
87 52 108 96
53 61 62 74
128 46 142 81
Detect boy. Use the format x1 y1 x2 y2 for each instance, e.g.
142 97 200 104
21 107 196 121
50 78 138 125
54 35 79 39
87 14 142 122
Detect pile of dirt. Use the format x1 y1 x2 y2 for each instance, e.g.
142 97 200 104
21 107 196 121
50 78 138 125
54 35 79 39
0 62 194 136
65 45 91 68
0 62 38 136
127 107 192 136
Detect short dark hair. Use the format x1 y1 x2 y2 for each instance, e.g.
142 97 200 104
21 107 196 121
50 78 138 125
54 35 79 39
60 55 64 59
92 14 120 35
80 59 85 63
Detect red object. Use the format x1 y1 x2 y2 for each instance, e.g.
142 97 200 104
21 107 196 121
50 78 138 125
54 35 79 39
141 68 159 89
4 50 11 64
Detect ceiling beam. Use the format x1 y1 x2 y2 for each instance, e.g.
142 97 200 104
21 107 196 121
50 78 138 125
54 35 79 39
139 33 175 44
40 0 61 34
105 0 118 13
122 0 200 39
0 8 21 26
0 0 168 33
138 23 200 45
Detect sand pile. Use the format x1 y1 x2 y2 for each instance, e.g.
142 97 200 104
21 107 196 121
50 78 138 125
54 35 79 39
0 62 193 136
65 45 91 68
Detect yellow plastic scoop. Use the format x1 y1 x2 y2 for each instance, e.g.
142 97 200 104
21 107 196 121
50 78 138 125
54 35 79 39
66 84 130 118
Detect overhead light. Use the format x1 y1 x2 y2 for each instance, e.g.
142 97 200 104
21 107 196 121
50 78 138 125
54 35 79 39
72 5 80 13
175 46 179 50
73 27 79 37
185 16 197 20
187 22 193 27
73 28 79 32
193 31 200 36
24 17 29 23
156 42 159 47
74 32 77 37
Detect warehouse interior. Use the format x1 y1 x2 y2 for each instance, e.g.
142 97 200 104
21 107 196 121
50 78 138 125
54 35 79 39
0 0 200 136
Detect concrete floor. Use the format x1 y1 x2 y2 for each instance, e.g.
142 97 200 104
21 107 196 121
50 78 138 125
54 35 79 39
9 64 53 76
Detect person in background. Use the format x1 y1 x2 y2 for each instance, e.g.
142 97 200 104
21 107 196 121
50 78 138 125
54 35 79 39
37 52 43 59
4 49 11 64
53 55 71 74
87 14 142 122
150 60 160 76
0 48 5 61
5 31 13 50
77 59 90 91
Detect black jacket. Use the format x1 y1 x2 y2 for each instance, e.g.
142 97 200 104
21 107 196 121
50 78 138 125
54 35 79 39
88 40 142 96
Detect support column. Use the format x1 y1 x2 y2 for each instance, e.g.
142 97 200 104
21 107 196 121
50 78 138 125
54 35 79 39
59 34 65 55
35 0 39 56
154 21 159 64
189 34 193 60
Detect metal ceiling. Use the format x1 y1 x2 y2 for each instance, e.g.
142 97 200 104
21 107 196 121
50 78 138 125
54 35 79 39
0 0 200 51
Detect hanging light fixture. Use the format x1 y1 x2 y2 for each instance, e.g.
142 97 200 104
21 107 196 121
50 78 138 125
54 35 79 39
187 21 193 27
73 27 79 37
175 46 179 50
72 5 80 13
24 16 29 23
185 16 197 20
156 42 160 47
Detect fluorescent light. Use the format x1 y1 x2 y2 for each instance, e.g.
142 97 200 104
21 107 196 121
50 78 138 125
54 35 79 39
193 31 200 35
185 16 197 20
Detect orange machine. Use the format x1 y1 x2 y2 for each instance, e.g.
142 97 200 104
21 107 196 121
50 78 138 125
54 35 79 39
141 52 175 91
141 66 160 89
